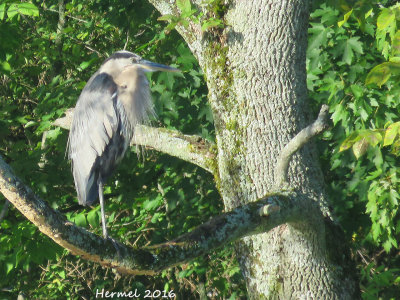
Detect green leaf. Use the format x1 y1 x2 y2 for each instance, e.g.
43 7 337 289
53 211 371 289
151 212 162 223
142 197 161 211
157 72 176 90
339 37 363 65
366 169 382 181
388 62 400 75
338 9 353 27
383 122 400 146
201 19 223 32
350 84 363 99
87 208 100 227
389 56 400 63
1 61 11 73
24 121 37 128
79 58 97 70
331 103 346 126
308 23 329 52
392 30 400 56
366 63 391 87
6 262 14 274
377 8 395 30
365 131 382 147
371 223 381 241
7 3 18 18
158 14 176 22
383 239 393 252
389 189 399 206
46 128 61 141
177 0 192 15
165 21 178 31
16 3 39 17
178 269 193 278
352 138 369 159
7 2 39 18
341 130 382 158
340 131 359 152
73 213 87 227
0 3 5 20
16 116 28 125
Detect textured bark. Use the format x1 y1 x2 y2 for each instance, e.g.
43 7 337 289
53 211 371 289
150 0 358 298
0 153 297 275
218 2 356 298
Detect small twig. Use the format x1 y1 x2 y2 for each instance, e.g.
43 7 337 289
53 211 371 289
44 7 89 23
66 37 103 57
123 30 130 50
0 200 10 223
357 249 369 265
275 104 330 187
83 44 104 57
38 131 49 169
134 29 146 38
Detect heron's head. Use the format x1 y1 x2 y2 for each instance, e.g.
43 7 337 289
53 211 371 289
100 50 179 78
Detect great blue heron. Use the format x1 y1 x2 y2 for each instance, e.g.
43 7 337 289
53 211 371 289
68 50 179 239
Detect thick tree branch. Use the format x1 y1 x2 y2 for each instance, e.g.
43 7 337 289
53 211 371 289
51 108 217 174
275 105 330 187
0 154 297 274
134 126 216 174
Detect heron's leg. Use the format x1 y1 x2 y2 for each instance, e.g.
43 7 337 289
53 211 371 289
98 178 121 258
98 179 108 239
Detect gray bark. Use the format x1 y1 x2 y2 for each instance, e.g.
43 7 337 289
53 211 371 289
150 0 358 298
0 153 298 276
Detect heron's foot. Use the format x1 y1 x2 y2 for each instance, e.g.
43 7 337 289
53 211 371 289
105 235 122 259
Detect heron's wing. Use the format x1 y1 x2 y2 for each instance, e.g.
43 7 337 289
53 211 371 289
68 73 120 206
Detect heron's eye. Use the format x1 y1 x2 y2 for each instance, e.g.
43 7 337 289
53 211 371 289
122 84 127 89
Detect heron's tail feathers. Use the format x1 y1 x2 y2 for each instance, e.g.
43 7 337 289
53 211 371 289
74 170 99 206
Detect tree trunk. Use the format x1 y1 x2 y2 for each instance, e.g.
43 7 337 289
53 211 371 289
203 1 357 298
202 1 358 298
159 0 360 298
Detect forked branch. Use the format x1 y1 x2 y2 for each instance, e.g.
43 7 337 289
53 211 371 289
0 154 297 275
275 105 330 187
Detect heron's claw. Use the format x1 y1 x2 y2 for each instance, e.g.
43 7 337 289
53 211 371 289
106 235 121 260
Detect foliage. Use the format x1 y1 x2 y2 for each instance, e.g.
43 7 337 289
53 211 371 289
365 3 400 87
157 0 224 33
309 0 400 298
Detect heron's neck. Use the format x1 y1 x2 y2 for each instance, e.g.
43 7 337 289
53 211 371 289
118 76 153 128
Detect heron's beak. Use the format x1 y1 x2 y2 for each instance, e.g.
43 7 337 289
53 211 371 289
138 59 180 72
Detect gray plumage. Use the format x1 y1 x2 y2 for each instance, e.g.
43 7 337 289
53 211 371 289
68 50 178 238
